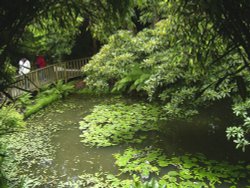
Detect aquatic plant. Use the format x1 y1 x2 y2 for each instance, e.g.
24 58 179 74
114 147 250 188
0 98 86 187
0 105 25 187
2 95 250 188
79 102 160 147
58 173 109 188
57 172 134 188
131 178 166 188
0 105 61 187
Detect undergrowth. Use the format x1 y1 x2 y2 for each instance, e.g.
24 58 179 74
17 80 75 118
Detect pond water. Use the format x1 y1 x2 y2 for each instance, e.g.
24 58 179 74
2 94 250 187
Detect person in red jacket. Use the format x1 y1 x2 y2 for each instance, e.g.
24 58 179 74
36 55 47 81
36 55 47 68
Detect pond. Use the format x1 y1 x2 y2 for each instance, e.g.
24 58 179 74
1 94 250 187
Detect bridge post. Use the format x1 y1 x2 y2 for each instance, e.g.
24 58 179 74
35 71 40 88
64 62 67 83
55 65 59 81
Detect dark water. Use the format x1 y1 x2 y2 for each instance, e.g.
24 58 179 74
26 94 250 186
159 101 250 163
34 95 120 178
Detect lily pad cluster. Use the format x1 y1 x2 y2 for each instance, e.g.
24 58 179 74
114 147 250 188
58 173 109 188
0 117 58 186
0 98 82 187
57 172 135 188
79 102 160 147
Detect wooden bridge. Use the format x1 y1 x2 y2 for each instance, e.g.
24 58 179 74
8 57 90 98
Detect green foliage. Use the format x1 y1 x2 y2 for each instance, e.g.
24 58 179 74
58 173 109 188
0 98 86 187
58 172 135 188
0 93 25 187
114 147 250 187
23 81 75 118
135 0 168 26
226 98 250 151
113 147 162 177
112 64 152 93
0 108 60 187
131 178 165 188
53 80 75 98
184 0 250 63
83 30 135 92
17 93 33 107
19 14 82 61
20 177 41 188
0 106 25 133
83 1 250 150
84 16 239 117
2 94 250 187
76 88 111 95
79 102 160 147
0 58 17 99
24 93 60 118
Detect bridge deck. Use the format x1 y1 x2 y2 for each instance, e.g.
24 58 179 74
8 58 89 98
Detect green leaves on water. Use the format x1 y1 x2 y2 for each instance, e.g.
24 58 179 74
57 172 134 188
0 117 58 186
114 147 162 177
79 102 160 147
113 147 250 187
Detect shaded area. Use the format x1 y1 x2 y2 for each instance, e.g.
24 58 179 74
1 94 249 187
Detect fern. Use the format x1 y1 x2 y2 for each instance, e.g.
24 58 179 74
17 93 32 106
112 66 151 93
129 73 151 92
54 80 75 97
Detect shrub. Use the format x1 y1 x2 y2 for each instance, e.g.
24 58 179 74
0 106 25 132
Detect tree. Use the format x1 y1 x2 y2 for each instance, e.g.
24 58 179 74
186 0 250 61
17 11 83 62
0 0 134 99
83 1 250 151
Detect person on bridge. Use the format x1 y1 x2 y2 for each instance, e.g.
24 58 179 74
36 55 47 81
18 58 31 75
36 55 47 69
18 58 31 89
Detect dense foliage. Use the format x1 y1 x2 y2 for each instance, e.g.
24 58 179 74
1 94 249 187
18 14 83 61
78 96 250 187
79 102 160 147
0 106 25 135
2 1 250 187
115 147 250 188
184 0 250 60
83 1 250 150
0 0 133 98
0 104 25 186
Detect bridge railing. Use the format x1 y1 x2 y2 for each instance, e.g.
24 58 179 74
8 57 90 98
